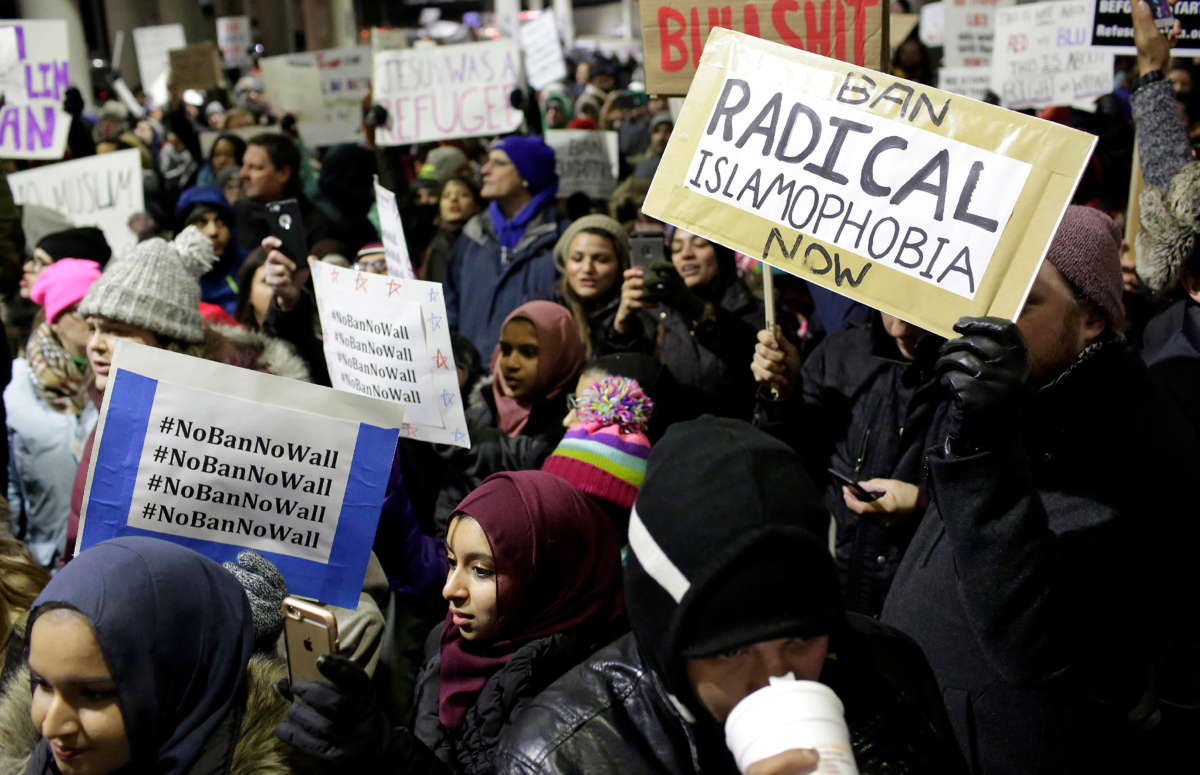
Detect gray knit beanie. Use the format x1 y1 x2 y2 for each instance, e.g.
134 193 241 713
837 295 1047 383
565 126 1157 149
554 214 630 273
78 226 215 344
1135 159 1200 296
425 146 469 184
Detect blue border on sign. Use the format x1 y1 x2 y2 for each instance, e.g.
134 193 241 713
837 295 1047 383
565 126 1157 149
79 370 399 608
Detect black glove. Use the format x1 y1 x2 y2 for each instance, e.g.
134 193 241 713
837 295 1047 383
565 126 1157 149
935 316 1032 454
641 261 709 321
222 550 287 652
275 654 392 764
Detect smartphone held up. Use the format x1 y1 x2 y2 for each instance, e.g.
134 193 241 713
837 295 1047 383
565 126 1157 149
282 596 338 684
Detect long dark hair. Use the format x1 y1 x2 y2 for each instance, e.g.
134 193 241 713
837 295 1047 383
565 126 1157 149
233 248 269 328
558 227 628 357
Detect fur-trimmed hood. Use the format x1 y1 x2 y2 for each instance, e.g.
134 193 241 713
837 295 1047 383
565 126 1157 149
172 324 312 383
0 655 317 775
1136 159 1200 296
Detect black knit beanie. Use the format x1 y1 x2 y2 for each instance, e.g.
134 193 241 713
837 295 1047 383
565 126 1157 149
37 226 112 267
624 415 839 724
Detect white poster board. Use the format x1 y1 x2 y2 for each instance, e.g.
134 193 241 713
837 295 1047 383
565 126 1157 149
991 0 1114 110
373 40 524 145
261 46 371 147
0 19 71 160
259 56 327 121
920 2 946 47
133 24 186 106
373 176 415 279
943 0 1015 69
521 11 568 90
8 149 144 253
938 67 993 101
545 129 620 200
309 260 470 447
216 16 253 69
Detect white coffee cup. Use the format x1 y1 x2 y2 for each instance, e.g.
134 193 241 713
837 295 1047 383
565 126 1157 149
724 676 859 774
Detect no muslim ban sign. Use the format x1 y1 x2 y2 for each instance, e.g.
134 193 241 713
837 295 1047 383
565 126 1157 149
643 28 1096 338
77 343 404 607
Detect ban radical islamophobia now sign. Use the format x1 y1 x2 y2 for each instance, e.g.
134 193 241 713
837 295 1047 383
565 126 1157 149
643 28 1097 339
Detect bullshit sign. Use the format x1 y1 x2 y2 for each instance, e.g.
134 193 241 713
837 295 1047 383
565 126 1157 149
643 28 1097 338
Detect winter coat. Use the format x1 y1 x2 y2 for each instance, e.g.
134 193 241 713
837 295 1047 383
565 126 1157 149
5 358 98 568
0 656 321 775
543 288 621 358
495 618 967 775
881 341 1196 774
1131 79 1193 189
412 623 625 775
1141 298 1200 443
444 208 566 360
753 319 942 616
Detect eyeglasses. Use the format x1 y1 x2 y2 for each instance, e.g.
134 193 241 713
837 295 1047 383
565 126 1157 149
355 257 387 274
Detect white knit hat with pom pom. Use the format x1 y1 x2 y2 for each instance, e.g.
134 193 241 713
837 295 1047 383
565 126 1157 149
78 225 216 343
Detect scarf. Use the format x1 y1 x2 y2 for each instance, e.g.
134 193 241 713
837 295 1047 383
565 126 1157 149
24 537 254 775
487 185 558 253
437 472 623 730
25 322 86 414
491 301 586 438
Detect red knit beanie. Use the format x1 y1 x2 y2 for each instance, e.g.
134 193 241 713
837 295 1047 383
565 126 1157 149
1045 205 1125 329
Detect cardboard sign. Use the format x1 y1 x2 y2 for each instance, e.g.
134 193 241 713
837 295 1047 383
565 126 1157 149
0 20 71 160
8 149 144 252
937 66 992 100
168 43 223 91
991 0 1114 109
261 46 371 147
373 177 415 279
1091 0 1200 54
309 260 470 448
545 129 620 200
943 0 1015 69
638 0 887 95
890 14 920 55
521 11 569 90
133 24 186 106
216 16 253 68
642 28 1097 339
373 40 523 145
78 342 402 607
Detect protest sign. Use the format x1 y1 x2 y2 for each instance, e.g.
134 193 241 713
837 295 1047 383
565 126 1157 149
891 14 920 56
991 0 1114 110
261 46 370 147
642 28 1097 339
373 176 415 279
78 342 402 607
371 27 409 53
545 129 620 200
259 56 327 122
309 260 470 447
133 24 186 106
943 0 1015 69
521 11 569 90
920 2 946 47
638 0 887 95
1091 0 1200 53
169 43 223 91
373 40 523 145
0 19 70 160
216 16 253 68
8 149 143 252
938 66 992 100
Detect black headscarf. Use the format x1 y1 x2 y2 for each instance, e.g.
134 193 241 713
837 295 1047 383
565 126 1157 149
24 537 254 775
36 227 112 267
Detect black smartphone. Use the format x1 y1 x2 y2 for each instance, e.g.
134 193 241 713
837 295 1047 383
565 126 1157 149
629 233 665 272
1147 0 1176 31
267 198 308 263
827 467 885 503
615 90 650 110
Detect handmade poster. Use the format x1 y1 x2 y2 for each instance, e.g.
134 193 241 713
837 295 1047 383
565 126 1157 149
373 40 523 145
371 27 409 53
0 19 71 160
309 260 470 447
8 149 143 252
78 342 402 607
545 129 620 200
373 176 415 279
920 2 946 47
262 46 371 147
942 0 1015 69
216 16 253 68
642 28 1096 339
554 0 577 47
132 24 186 106
521 11 569 90
937 66 992 100
1091 0 1200 54
496 0 521 38
638 0 888 95
168 43 224 91
991 0 1114 109
259 56 328 122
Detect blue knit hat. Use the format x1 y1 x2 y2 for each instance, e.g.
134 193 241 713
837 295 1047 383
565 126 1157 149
493 135 558 195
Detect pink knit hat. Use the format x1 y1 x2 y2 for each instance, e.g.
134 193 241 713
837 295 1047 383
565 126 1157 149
30 258 103 324
1045 206 1125 329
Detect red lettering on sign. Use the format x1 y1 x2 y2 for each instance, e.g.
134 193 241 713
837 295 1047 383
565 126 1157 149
658 7 689 72
772 1 805 47
805 1 832 57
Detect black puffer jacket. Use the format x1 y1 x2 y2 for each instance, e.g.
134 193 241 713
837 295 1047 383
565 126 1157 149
412 623 624 775
754 318 943 616
496 618 967 775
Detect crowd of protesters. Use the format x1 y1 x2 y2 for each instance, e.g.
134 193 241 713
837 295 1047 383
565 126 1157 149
0 1 1196 773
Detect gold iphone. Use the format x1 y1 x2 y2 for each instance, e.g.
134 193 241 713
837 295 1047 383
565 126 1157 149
282 596 339 684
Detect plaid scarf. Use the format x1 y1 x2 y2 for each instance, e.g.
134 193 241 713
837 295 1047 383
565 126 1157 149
25 322 86 414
